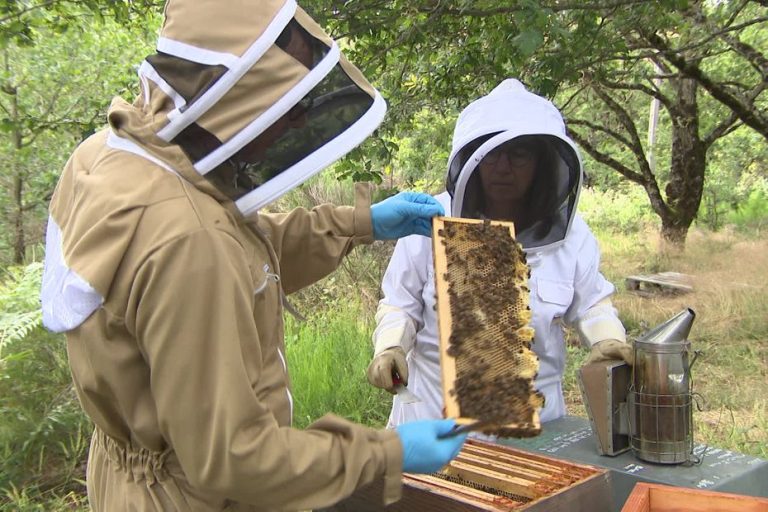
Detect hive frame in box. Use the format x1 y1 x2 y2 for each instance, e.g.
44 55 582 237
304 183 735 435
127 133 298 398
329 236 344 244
321 439 613 511
432 216 540 433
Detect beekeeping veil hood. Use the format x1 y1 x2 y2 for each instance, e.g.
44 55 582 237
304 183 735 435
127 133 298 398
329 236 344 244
445 79 582 251
136 0 386 214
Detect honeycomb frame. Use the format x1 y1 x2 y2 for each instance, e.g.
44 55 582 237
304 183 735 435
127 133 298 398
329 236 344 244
432 217 542 437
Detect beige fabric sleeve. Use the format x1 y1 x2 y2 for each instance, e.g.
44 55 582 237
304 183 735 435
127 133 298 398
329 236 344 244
255 182 374 295
372 303 418 356
575 297 627 348
128 227 401 509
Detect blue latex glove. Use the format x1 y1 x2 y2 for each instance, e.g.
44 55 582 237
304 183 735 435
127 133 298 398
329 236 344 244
395 419 468 473
370 192 444 240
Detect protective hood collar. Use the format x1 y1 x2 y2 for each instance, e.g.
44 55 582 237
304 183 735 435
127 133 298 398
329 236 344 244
445 79 582 251
134 0 386 214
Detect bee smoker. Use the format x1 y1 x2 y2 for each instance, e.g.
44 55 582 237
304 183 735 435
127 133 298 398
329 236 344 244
629 308 699 464
579 308 700 464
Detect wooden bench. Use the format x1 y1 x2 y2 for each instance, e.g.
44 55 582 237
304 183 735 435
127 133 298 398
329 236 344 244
625 271 693 294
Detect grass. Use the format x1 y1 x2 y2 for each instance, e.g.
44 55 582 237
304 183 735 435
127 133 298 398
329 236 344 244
579 226 768 459
2 222 766 509
1 487 88 512
285 305 392 429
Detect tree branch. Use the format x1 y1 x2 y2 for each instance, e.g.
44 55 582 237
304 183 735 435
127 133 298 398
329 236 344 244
414 0 653 17
568 118 636 149
570 127 672 219
598 77 678 116
721 35 768 80
704 113 741 147
642 29 768 141
590 83 647 155
568 128 645 183
0 0 58 25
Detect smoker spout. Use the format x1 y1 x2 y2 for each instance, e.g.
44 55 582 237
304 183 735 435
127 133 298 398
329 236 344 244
636 308 695 346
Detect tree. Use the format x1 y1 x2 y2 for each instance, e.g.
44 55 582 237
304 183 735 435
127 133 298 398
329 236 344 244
0 0 160 46
308 0 767 248
563 1 767 246
0 18 154 263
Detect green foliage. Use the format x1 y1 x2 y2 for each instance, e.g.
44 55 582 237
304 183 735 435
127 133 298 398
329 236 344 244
285 306 391 429
725 186 768 232
390 108 454 193
578 186 658 234
327 106 454 194
0 0 161 46
332 139 392 184
0 16 158 264
699 122 768 231
0 262 90 507
0 262 43 360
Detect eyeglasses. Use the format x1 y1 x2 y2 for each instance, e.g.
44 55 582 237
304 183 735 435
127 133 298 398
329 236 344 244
288 95 314 122
480 142 537 167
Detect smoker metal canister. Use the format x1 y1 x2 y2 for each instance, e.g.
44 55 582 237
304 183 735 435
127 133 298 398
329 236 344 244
630 308 696 464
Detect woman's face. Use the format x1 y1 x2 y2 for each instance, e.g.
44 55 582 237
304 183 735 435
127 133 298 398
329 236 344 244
478 139 538 204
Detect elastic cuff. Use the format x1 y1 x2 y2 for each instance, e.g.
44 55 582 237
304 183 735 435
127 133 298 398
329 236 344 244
353 182 374 244
580 319 627 347
379 428 403 505
373 327 407 356
576 299 626 347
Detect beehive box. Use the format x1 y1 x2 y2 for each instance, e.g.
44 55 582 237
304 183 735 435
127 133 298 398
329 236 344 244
323 439 612 511
432 217 542 436
621 482 768 512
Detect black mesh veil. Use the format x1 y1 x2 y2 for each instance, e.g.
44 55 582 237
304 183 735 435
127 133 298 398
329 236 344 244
446 134 581 250
202 66 374 203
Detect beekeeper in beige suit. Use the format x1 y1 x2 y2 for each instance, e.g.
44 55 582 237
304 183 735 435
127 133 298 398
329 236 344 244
39 1 467 510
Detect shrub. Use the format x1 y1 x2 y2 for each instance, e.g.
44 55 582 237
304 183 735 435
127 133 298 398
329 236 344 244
0 263 90 508
725 187 768 232
578 186 658 234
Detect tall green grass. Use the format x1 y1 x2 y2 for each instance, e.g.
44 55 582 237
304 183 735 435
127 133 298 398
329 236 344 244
3 180 767 508
285 306 391 429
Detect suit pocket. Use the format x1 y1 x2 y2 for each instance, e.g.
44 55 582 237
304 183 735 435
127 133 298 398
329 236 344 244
535 278 574 308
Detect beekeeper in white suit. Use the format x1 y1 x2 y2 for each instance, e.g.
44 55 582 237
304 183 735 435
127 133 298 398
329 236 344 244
367 79 633 427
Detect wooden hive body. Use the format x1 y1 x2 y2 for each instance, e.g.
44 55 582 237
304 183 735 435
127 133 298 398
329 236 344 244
621 483 768 512
432 217 542 436
322 440 612 511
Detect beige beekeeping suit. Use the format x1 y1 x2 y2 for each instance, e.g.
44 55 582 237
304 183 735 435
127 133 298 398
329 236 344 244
40 1 401 510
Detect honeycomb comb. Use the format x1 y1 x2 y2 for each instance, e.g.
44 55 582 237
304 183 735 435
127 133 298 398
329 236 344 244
432 217 542 437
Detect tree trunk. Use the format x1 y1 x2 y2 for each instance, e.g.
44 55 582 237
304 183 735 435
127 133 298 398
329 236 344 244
659 76 706 250
13 172 24 264
9 82 25 264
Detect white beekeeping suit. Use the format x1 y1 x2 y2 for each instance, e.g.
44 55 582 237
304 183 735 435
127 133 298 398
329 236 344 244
370 79 628 426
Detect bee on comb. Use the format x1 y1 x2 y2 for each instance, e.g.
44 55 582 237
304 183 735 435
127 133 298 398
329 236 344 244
433 217 542 438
